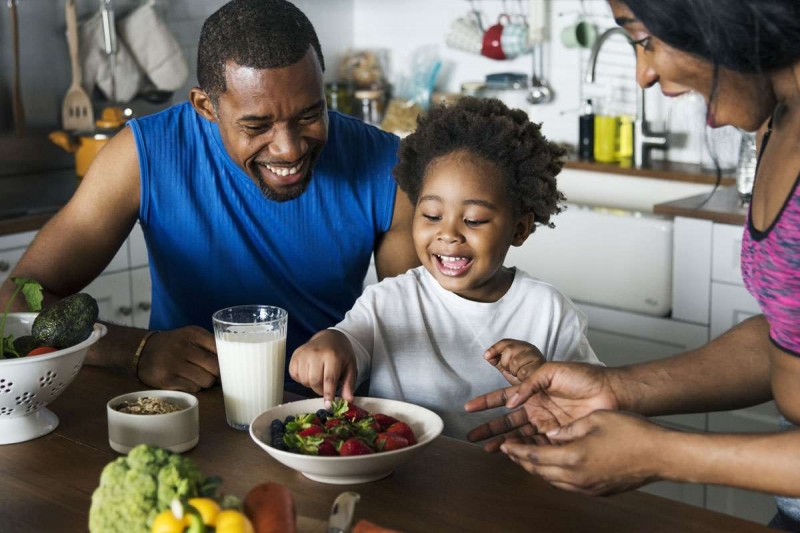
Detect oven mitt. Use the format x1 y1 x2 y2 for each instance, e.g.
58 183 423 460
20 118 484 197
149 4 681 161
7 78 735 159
117 1 189 93
78 11 143 104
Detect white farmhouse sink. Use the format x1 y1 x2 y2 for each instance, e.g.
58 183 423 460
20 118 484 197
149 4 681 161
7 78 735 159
505 169 714 316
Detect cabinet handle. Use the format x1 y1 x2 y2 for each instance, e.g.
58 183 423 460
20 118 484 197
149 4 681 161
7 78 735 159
0 261 9 273
137 302 151 312
118 306 133 316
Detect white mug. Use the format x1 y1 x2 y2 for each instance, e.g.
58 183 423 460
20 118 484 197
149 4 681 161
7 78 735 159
446 11 484 55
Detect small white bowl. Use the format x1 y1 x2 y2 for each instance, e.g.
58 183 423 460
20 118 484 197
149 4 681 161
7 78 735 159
249 397 444 485
107 390 199 454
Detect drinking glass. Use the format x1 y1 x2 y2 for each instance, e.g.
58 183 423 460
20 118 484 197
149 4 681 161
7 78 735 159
212 305 288 430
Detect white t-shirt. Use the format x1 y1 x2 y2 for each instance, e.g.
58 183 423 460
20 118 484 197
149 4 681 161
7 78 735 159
331 266 601 440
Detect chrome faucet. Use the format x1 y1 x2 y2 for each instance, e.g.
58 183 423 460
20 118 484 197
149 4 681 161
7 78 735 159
585 27 668 167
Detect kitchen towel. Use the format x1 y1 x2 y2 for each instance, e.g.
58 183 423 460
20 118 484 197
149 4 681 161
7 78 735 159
118 1 189 93
78 10 142 104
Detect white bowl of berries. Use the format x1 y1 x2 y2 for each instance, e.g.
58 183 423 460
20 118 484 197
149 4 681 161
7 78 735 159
249 397 443 484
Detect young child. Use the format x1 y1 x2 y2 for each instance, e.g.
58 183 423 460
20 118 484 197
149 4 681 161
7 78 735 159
290 97 601 440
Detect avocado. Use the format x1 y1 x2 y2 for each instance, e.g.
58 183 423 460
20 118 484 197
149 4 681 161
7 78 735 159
11 335 39 357
32 293 99 349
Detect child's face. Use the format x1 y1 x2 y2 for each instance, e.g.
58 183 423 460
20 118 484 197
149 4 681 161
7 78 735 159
412 152 533 303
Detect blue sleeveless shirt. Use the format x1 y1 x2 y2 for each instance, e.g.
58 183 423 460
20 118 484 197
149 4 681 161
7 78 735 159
128 102 399 360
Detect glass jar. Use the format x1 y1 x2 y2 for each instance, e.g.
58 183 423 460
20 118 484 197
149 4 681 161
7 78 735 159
354 89 386 127
325 81 354 116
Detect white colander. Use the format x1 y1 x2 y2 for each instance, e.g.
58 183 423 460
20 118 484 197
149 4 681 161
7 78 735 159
0 313 107 444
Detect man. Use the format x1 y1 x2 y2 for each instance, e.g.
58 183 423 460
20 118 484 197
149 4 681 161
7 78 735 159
0 0 418 393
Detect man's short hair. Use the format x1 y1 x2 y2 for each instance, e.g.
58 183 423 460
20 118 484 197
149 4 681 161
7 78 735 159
197 0 325 103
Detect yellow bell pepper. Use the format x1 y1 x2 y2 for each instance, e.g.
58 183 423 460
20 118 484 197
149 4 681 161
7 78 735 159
151 510 185 533
215 510 255 533
187 498 221 527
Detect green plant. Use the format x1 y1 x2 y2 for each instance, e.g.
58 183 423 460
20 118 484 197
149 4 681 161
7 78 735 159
0 277 43 359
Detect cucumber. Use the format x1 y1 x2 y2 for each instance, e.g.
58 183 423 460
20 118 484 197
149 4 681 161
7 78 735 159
32 293 99 349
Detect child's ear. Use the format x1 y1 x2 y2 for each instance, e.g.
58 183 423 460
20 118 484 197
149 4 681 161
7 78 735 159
511 214 536 246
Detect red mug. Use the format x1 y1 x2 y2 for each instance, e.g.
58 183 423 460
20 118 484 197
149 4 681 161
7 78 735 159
482 14 510 60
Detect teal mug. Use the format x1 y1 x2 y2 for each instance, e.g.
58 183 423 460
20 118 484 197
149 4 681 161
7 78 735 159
561 19 597 49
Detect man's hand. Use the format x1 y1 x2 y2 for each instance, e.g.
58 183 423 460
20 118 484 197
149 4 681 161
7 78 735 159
136 326 220 392
464 362 618 451
484 339 546 386
500 410 669 496
289 330 357 409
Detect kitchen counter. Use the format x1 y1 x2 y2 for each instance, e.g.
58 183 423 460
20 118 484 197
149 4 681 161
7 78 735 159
653 185 747 226
565 158 736 187
0 169 77 236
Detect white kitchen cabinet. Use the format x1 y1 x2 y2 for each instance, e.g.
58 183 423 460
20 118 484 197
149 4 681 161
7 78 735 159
706 404 782 524
710 282 761 340
131 266 152 329
0 230 37 286
1 224 152 330
84 271 134 327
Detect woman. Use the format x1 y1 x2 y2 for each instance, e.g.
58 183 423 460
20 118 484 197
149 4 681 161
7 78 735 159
464 0 800 529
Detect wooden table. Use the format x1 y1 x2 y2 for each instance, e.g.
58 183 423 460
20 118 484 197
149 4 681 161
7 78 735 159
0 367 772 533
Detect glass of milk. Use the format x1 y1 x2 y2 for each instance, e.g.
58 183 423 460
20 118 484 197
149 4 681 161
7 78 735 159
212 305 288 430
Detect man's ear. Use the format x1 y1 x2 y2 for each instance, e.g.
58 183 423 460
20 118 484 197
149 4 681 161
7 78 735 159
511 213 536 246
189 87 218 122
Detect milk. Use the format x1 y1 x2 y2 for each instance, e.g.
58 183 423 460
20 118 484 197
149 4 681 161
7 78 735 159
216 327 286 430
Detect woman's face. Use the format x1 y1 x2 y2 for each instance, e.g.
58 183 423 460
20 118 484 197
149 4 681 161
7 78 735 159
609 0 776 131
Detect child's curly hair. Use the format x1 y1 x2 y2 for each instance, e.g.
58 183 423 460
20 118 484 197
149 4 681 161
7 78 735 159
393 97 566 230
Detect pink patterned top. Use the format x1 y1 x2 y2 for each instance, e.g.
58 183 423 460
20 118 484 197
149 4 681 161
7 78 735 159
740 128 800 356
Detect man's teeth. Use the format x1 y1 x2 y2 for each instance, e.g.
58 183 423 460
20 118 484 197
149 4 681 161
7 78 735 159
265 161 303 176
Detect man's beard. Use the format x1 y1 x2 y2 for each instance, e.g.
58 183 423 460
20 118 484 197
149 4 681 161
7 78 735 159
256 170 313 202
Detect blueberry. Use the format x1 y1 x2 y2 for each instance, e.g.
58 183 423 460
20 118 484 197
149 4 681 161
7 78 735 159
271 419 284 431
284 415 295 424
272 440 288 451
315 409 330 422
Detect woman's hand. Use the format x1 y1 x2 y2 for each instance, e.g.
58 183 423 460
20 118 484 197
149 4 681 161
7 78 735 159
464 362 619 450
483 339 546 386
289 329 357 409
501 410 670 496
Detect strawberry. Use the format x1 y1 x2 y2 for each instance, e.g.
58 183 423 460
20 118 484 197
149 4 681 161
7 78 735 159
325 418 345 428
318 437 339 456
343 403 369 422
375 432 409 451
298 426 325 437
373 413 398 431
386 422 417 445
338 437 375 456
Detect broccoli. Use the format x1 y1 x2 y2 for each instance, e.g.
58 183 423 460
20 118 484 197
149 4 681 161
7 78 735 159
89 444 220 533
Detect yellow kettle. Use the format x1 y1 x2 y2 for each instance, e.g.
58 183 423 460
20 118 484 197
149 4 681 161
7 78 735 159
49 106 127 178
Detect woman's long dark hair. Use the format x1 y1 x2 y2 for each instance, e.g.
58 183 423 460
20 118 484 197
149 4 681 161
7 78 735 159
624 0 800 73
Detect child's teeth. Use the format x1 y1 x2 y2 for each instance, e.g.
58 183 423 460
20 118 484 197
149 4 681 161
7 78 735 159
439 255 466 262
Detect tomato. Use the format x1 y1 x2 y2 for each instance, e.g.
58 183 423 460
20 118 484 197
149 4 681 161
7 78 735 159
27 346 59 357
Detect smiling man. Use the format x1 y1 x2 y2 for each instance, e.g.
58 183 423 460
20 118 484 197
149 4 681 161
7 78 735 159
0 0 418 393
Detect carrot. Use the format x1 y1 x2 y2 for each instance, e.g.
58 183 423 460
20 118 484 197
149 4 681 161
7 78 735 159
352 519 404 533
243 482 297 533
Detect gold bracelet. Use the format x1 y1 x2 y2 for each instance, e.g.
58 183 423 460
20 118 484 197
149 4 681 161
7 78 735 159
132 330 159 381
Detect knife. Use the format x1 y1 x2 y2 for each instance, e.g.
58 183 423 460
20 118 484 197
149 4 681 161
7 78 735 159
327 491 360 533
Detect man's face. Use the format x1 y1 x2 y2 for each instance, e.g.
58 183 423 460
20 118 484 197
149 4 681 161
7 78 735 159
195 48 328 201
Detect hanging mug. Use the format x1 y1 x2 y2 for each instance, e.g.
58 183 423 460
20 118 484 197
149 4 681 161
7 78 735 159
482 14 510 60
446 11 484 55
501 14 530 59
560 17 597 49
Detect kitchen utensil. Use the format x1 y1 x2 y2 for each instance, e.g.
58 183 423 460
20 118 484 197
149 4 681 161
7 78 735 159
249 396 443 485
0 313 106 445
8 0 25 137
527 45 554 104
49 106 126 177
327 492 360 533
483 72 530 111
99 0 117 103
63 0 94 131
526 0 554 105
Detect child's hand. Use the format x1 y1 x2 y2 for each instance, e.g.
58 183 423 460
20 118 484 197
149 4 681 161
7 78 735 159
483 339 546 386
289 330 357 410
